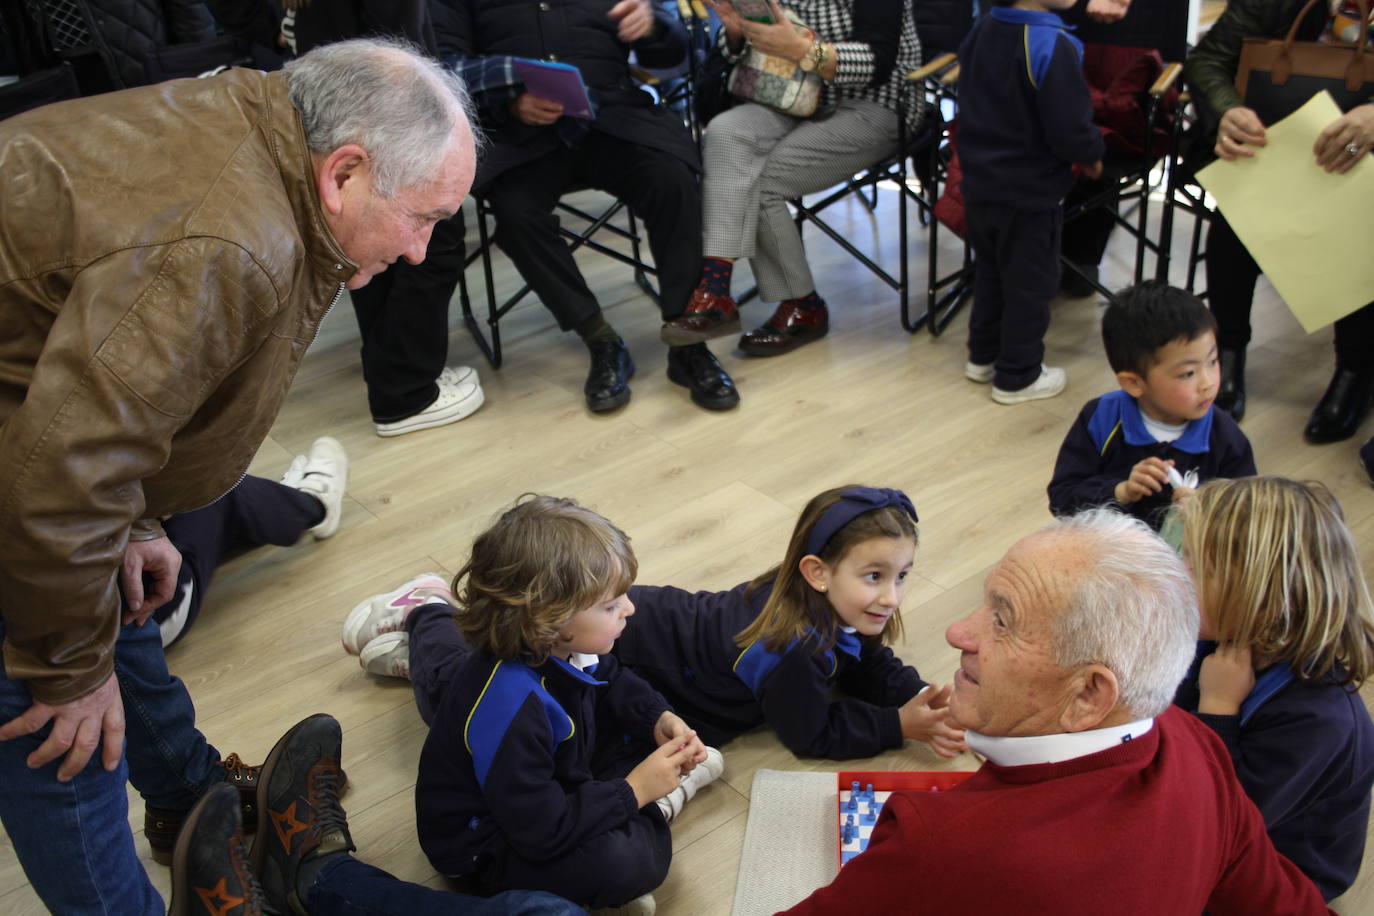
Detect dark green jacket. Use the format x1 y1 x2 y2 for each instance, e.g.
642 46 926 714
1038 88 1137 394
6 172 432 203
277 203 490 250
1184 0 1332 117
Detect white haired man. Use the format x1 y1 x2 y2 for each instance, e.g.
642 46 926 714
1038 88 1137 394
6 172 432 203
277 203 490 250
785 509 1333 914
0 38 476 913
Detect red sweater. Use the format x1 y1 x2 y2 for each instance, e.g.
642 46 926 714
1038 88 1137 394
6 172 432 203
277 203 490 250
783 707 1331 915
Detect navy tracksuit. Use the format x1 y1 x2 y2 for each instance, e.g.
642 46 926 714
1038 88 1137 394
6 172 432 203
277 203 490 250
1047 391 1256 529
615 581 927 759
415 620 672 908
957 7 1104 390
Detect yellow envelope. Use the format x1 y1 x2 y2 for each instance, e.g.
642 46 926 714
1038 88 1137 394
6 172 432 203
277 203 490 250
1196 91 1374 333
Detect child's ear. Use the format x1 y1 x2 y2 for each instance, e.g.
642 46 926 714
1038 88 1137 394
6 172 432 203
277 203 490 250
798 554 831 593
1116 370 1147 399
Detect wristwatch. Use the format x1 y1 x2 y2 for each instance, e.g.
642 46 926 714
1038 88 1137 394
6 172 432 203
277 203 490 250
799 39 829 73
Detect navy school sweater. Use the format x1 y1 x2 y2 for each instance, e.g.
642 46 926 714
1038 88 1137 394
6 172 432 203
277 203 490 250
1175 646 1374 901
956 6 1104 210
615 582 927 759
1047 390 1256 529
415 650 669 878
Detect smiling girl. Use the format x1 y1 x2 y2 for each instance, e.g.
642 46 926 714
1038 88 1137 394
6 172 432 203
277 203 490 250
615 486 965 760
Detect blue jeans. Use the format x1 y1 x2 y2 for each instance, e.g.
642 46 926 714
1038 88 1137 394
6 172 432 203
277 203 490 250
308 855 585 916
0 615 222 913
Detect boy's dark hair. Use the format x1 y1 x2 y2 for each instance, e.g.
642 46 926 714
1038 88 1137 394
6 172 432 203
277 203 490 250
988 0 1018 5
1101 280 1218 376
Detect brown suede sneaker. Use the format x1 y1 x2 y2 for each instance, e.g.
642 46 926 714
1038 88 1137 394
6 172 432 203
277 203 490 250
167 784 266 916
147 754 263 866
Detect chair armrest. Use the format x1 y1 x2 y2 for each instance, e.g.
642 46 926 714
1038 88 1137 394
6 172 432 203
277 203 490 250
630 66 661 86
907 52 958 82
1150 62 1182 97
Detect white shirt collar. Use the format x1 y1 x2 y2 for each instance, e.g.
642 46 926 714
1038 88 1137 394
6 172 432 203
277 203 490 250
569 652 600 671
965 718 1155 767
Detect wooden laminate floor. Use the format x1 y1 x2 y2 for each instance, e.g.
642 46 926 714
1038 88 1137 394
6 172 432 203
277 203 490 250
1 183 1371 914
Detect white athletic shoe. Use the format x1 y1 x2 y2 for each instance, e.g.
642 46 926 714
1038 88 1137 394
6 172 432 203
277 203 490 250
280 436 348 539
964 360 994 384
374 372 484 438
341 572 450 655
439 365 477 387
359 631 410 679
656 746 725 822
991 365 1066 405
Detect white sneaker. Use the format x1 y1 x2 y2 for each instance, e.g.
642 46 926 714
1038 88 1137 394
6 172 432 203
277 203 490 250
964 360 994 384
341 572 451 655
592 893 656 916
374 373 484 438
992 366 1066 405
280 436 348 539
655 746 725 822
359 631 410 679
439 365 477 387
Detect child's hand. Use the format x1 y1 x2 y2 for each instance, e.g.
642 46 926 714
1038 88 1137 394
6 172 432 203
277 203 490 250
1114 457 1172 504
1198 642 1256 716
898 684 967 758
626 740 696 808
1082 159 1105 180
653 711 707 769
1171 485 1196 506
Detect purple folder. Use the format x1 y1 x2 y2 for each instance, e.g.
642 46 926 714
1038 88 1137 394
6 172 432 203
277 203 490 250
513 58 597 120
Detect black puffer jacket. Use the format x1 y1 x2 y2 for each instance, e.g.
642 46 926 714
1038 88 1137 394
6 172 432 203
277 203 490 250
430 0 700 184
26 0 216 91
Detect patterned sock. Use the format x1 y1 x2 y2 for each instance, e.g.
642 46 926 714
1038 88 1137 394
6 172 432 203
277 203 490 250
787 291 826 312
697 257 734 297
575 312 619 345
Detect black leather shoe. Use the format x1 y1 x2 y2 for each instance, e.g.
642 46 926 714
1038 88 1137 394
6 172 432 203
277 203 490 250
585 337 634 413
1215 348 1246 422
1304 367 1374 444
667 344 740 411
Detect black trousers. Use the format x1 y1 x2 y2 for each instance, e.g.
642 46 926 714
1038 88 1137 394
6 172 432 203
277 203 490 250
348 213 467 423
481 131 702 331
156 476 323 646
1207 211 1374 371
966 201 1063 391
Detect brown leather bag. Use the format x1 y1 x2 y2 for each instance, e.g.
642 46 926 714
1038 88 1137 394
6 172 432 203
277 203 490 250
1235 0 1374 120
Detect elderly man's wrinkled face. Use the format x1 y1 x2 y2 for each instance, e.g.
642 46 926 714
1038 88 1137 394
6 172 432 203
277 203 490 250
328 126 476 290
945 532 1089 737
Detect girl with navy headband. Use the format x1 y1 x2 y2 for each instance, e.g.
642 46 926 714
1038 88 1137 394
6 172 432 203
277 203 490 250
615 486 966 760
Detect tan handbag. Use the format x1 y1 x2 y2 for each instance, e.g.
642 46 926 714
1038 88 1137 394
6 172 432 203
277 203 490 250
1234 0 1374 120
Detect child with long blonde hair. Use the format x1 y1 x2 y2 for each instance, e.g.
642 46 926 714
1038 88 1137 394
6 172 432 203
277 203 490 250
615 485 965 759
1176 476 1374 901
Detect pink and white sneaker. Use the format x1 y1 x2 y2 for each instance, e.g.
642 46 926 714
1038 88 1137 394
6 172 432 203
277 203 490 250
341 573 451 655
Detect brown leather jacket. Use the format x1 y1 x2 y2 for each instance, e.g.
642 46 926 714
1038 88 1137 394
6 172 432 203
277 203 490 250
0 69 356 704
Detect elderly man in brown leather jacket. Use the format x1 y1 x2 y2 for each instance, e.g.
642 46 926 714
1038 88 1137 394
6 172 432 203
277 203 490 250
0 38 476 912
